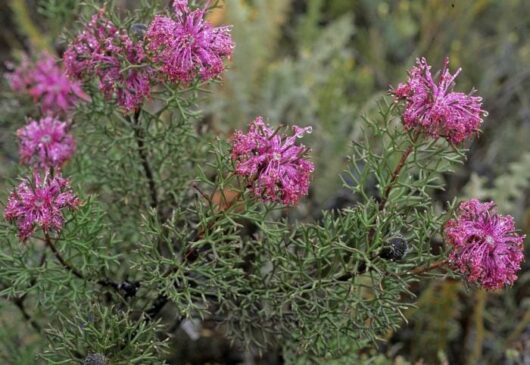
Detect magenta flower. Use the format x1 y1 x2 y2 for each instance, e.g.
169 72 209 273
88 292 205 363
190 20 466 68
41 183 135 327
145 0 234 83
4 172 80 241
444 199 525 290
5 52 88 115
64 8 151 111
17 117 76 169
231 117 314 206
391 57 486 144
5 55 32 92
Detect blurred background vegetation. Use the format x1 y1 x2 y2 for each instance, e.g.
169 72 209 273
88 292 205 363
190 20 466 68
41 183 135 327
1 0 530 364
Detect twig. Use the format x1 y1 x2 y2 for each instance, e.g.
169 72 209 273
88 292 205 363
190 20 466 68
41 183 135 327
44 233 119 291
44 233 83 279
129 109 159 213
378 143 415 212
20 250 47 302
12 297 41 333
146 179 250 320
408 259 448 275
334 262 368 282
145 294 169 320
0 283 41 333
192 183 212 206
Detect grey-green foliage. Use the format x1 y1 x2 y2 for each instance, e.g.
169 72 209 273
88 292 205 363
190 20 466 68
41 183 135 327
0 1 474 364
41 302 167 364
0 198 120 305
1 89 465 363
134 99 463 360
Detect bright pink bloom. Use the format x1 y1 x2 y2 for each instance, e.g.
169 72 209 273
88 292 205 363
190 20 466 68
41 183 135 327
4 173 80 241
5 55 32 92
444 199 525 290
145 0 234 83
231 117 314 206
392 57 486 144
5 52 88 115
64 9 151 111
17 117 75 169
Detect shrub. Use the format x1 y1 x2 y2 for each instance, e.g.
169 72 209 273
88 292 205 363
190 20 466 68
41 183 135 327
0 1 525 363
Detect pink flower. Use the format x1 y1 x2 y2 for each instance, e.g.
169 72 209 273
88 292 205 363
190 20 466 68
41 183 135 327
4 172 80 241
145 0 234 83
444 199 525 290
64 8 151 111
231 117 314 206
17 117 76 169
391 57 486 144
5 55 32 92
5 52 88 115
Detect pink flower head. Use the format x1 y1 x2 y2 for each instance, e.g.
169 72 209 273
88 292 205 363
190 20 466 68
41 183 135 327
64 8 151 111
17 117 75 169
5 55 32 92
145 0 234 83
231 117 314 206
444 199 525 290
391 57 486 144
4 172 80 241
5 51 88 115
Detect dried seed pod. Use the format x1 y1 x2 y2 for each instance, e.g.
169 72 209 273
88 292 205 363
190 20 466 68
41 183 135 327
380 236 408 261
118 280 140 298
84 353 108 365
130 23 148 38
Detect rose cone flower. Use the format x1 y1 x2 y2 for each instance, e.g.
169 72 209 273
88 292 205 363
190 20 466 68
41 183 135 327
5 51 88 115
64 8 151 111
231 116 314 206
444 199 525 290
17 117 75 169
4 172 80 241
145 0 234 83
392 57 486 144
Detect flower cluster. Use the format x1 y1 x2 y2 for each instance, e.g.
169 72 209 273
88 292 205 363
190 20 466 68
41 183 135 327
392 57 485 144
64 8 151 111
5 51 88 115
17 116 76 169
145 0 234 83
444 199 525 290
5 52 80 240
4 173 80 241
64 2 234 110
231 117 314 206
